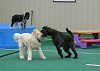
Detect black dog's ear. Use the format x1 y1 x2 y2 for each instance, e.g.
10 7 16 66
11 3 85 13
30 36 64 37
47 27 51 29
42 25 48 29
25 12 30 15
45 25 48 28
46 25 48 27
46 27 53 33
25 12 30 16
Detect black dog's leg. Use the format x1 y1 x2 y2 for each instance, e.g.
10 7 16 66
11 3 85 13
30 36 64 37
11 19 14 28
63 46 72 58
56 48 63 59
21 23 23 27
24 23 26 28
70 43 78 59
55 42 63 59
21 23 24 29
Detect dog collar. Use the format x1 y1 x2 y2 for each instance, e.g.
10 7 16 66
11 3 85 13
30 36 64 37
35 36 41 42
32 34 41 42
37 38 40 42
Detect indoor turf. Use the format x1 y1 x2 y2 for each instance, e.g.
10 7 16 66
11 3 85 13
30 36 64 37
0 36 100 71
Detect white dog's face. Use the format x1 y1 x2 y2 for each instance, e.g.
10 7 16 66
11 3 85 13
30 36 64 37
31 29 42 39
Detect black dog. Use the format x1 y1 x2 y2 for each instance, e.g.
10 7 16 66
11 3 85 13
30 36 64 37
11 12 30 28
41 26 78 59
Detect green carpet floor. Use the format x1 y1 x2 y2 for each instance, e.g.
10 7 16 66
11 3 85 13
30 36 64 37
0 38 100 71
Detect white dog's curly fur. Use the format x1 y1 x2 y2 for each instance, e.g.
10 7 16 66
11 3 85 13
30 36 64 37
13 29 46 61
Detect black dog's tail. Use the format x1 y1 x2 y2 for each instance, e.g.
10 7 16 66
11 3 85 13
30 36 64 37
66 28 73 38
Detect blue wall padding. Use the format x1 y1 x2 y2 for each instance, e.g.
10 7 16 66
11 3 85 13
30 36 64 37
0 23 36 49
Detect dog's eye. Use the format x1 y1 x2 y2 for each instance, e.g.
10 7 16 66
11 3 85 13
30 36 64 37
44 29 47 31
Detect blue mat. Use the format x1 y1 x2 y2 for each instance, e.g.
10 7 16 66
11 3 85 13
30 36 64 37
0 23 36 49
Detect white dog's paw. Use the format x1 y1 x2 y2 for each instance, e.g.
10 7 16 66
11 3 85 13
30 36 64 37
27 58 32 61
42 56 46 60
20 56 25 59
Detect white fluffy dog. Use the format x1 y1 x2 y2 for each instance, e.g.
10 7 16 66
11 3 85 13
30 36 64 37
13 29 46 61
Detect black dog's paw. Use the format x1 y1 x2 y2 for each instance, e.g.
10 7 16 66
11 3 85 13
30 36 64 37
73 56 78 59
73 54 78 59
65 54 72 58
61 57 63 59
64 55 71 58
60 55 63 59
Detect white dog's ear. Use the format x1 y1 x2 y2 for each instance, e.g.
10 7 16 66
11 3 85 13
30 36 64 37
32 29 42 39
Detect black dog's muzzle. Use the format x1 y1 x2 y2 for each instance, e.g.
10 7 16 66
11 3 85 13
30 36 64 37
41 30 48 37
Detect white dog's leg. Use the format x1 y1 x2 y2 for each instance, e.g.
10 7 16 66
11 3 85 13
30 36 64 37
19 43 25 59
37 47 46 60
27 46 32 61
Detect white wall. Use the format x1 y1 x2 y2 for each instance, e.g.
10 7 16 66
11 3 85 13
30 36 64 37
0 0 100 31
